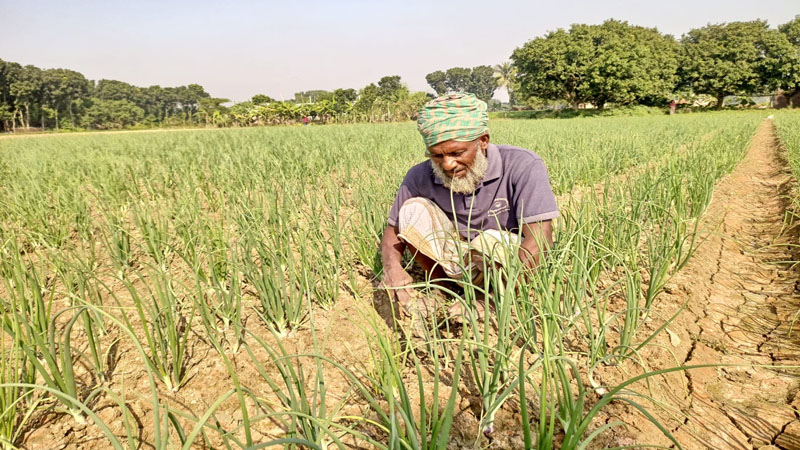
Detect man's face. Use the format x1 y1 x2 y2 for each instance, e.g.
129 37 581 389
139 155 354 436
428 134 490 194
427 134 489 179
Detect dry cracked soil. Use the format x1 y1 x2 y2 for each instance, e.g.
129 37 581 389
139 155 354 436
600 120 800 450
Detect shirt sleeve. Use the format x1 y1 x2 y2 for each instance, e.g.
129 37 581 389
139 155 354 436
387 169 420 227
513 157 559 224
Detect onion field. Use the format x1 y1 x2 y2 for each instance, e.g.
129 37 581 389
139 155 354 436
2 111 798 449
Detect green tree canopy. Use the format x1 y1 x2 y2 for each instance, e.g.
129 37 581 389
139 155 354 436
0 59 21 104
94 79 141 103
779 16 800 46
512 19 679 108
141 85 180 121
332 88 357 103
425 70 447 96
377 76 408 101
424 66 498 102
761 24 800 97
350 76 416 120
444 67 471 92
0 58 220 130
81 98 144 129
353 83 379 114
778 16 800 97
41 68 90 129
679 20 795 108
198 97 230 125
468 65 496 103
176 84 210 119
10 65 43 128
0 60 22 130
251 94 274 105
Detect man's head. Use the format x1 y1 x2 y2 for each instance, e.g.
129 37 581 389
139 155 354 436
417 93 490 194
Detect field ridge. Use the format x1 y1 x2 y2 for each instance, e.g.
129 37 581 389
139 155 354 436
627 120 800 449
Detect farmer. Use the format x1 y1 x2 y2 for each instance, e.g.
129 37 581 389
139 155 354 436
379 93 559 314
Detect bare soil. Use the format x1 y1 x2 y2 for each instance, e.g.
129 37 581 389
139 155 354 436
597 120 800 449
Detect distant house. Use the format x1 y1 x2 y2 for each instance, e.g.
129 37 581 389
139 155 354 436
774 92 800 109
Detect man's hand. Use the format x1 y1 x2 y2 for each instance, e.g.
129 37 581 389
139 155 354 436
380 268 415 313
379 225 414 314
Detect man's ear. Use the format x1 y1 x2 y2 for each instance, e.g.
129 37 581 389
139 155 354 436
479 134 490 151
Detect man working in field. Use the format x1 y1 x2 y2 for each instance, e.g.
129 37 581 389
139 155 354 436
380 93 559 314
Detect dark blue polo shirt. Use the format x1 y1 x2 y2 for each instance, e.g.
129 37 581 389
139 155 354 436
387 143 559 239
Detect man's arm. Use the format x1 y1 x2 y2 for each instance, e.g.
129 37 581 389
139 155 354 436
518 219 553 269
379 225 414 308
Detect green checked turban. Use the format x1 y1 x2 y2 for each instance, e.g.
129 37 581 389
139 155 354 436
417 93 488 148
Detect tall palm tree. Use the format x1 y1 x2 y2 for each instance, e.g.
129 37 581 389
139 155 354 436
493 62 516 107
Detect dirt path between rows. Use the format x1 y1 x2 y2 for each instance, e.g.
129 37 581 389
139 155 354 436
628 120 800 449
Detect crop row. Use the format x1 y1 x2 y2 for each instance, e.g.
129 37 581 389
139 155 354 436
0 113 763 448
775 112 800 221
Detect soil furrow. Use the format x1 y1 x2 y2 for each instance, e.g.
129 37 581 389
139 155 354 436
617 120 800 449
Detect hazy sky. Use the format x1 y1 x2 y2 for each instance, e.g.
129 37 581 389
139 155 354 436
1 1 797 102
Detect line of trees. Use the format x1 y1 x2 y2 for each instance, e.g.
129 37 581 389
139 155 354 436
0 62 432 131
507 17 800 110
0 61 221 131
221 76 432 128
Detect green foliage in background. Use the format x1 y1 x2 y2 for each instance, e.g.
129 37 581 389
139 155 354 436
511 20 680 108
679 20 800 108
424 65 498 103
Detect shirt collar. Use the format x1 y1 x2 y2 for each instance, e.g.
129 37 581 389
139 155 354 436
483 143 502 183
431 143 502 186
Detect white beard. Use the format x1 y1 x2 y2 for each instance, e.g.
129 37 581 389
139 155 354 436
431 147 489 194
